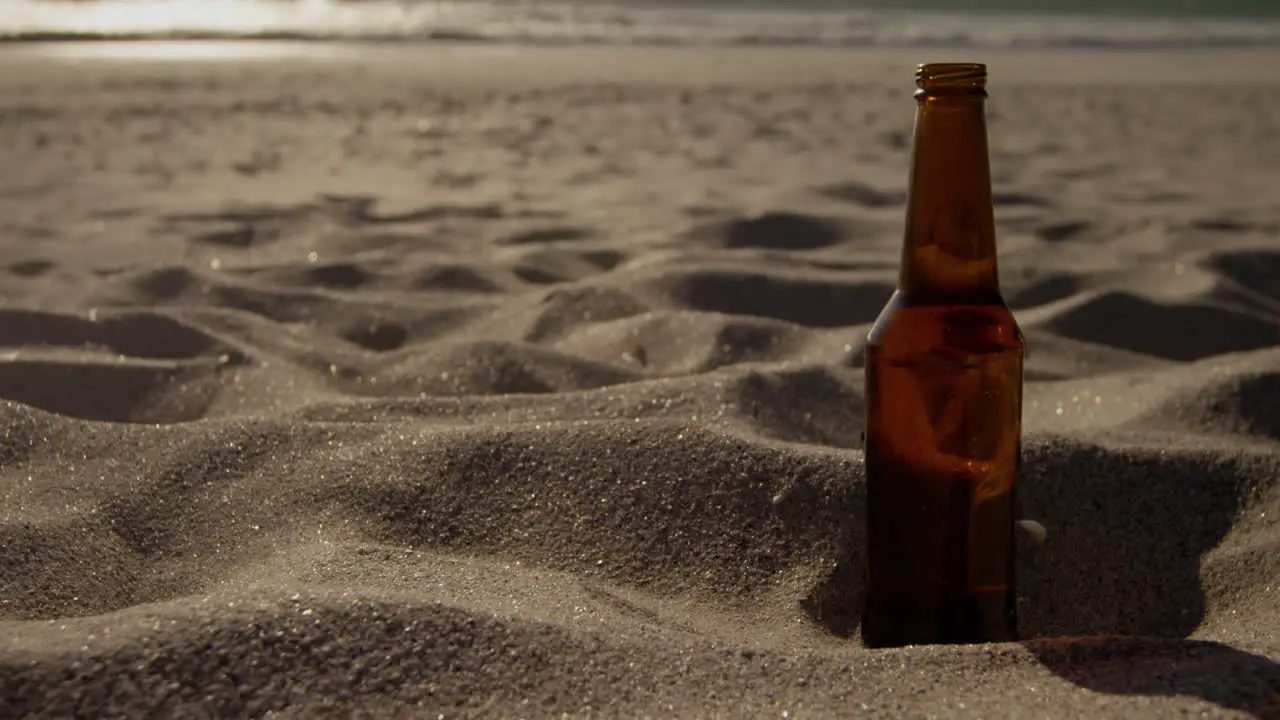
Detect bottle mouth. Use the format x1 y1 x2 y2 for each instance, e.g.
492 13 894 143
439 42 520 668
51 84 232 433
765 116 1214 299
915 63 987 94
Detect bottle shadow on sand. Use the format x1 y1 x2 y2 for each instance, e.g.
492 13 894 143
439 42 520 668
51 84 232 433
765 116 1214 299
803 439 1280 718
1014 441 1280 719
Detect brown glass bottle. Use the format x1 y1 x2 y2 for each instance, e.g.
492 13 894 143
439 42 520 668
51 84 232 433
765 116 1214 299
860 63 1024 649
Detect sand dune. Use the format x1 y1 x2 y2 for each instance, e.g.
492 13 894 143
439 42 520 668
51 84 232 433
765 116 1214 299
0 46 1278 718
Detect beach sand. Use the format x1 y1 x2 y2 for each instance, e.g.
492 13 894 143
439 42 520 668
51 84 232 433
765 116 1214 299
0 44 1278 718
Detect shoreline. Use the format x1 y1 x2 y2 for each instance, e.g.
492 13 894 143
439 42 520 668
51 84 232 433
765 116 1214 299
3 42 1279 87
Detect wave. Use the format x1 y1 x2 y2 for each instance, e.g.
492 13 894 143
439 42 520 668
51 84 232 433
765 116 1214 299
3 0 1280 49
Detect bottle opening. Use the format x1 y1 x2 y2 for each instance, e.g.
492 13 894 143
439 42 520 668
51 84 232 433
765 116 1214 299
915 63 987 96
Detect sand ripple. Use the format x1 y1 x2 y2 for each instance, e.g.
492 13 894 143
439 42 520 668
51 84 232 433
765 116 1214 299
0 48 1278 718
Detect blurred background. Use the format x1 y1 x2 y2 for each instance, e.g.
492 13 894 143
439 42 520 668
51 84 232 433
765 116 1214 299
5 0 1280 49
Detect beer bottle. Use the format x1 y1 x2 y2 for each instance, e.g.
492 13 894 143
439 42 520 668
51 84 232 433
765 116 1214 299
860 62 1024 649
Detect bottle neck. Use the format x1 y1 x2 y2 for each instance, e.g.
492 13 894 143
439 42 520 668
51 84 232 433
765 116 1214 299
899 91 1001 302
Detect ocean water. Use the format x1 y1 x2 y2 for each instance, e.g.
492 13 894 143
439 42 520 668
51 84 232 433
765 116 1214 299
3 0 1280 48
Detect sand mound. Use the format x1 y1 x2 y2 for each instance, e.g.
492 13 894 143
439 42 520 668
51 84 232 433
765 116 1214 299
0 47 1278 718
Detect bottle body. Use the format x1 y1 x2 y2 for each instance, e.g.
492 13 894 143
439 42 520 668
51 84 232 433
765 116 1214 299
860 62 1024 648
861 293 1023 648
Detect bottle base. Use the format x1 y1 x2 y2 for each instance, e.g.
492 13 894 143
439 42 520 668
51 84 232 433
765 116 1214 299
860 587 1017 649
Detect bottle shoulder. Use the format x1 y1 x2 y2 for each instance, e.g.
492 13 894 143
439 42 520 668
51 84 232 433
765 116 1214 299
866 289 1023 357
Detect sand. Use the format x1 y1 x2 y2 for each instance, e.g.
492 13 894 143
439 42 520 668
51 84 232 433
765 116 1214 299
0 43 1278 718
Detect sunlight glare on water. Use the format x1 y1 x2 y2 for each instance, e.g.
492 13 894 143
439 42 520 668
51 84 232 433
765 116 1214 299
3 0 453 38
